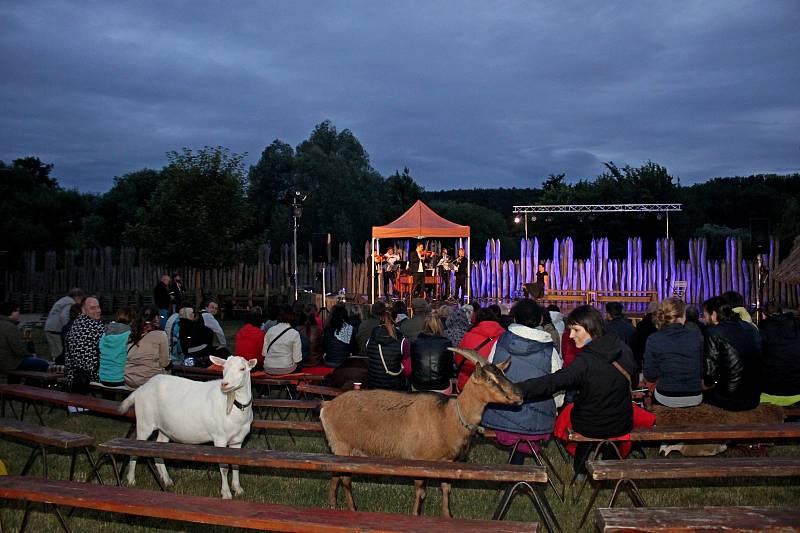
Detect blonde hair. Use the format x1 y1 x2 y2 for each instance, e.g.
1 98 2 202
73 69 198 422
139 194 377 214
423 312 445 336
178 307 195 320
654 297 686 329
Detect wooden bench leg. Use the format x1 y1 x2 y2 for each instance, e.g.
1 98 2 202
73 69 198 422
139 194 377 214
20 446 44 477
492 482 561 533
608 479 646 508
529 440 565 504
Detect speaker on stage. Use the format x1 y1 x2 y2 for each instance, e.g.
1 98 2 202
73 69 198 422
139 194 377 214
750 218 770 254
312 233 331 262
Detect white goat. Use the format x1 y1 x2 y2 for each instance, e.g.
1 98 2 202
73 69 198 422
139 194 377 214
320 347 522 517
118 355 256 499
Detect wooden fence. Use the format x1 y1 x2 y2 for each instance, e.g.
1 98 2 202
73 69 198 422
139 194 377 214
2 237 798 313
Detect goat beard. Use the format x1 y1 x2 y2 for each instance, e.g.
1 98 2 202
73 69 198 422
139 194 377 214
226 392 235 414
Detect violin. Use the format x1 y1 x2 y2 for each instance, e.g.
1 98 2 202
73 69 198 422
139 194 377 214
374 254 385 262
421 250 435 257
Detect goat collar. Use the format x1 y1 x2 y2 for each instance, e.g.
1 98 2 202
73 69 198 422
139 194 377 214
455 397 484 434
233 398 252 410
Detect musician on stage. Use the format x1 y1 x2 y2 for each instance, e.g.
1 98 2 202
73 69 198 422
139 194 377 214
409 242 429 298
381 246 401 297
454 247 468 301
437 248 453 300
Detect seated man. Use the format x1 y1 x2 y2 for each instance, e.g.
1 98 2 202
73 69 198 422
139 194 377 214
187 299 228 367
0 301 50 380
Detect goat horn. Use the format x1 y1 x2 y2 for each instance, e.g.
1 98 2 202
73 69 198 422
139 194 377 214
448 347 486 368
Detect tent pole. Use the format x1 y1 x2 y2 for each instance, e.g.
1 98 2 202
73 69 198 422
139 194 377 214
467 236 471 303
371 238 376 304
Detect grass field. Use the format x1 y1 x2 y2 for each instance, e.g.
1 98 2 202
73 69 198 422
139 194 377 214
2 320 798 532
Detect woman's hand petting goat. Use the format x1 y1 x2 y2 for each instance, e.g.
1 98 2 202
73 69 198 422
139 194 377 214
320 346 522 517
118 354 257 499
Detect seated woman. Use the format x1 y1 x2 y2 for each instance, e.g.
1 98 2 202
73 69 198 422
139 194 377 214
366 309 410 391
643 297 704 408
165 306 194 365
481 299 561 464
295 306 324 367
759 303 800 406
262 305 302 375
98 307 133 387
323 304 353 368
234 307 266 370
702 296 761 411
410 311 453 394
455 308 505 392
514 305 636 474
125 306 170 389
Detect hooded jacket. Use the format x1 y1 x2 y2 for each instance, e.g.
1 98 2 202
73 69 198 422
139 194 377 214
517 332 636 439
455 319 506 391
98 322 131 386
704 318 761 411
410 332 452 391
482 324 561 435
759 312 800 396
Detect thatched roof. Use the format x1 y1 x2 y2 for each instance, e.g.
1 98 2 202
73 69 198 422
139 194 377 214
774 236 800 284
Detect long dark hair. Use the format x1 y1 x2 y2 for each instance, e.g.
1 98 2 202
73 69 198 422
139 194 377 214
129 305 161 348
327 303 349 334
703 296 735 322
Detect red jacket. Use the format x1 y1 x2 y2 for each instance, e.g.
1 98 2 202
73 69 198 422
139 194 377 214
234 324 265 369
562 329 581 368
455 320 506 392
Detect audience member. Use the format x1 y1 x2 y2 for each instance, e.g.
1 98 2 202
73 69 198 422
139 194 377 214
98 307 133 387
540 309 561 355
64 296 104 391
187 299 226 367
758 302 800 405
643 298 704 408
410 312 453 393
392 300 409 329
262 305 302 374
366 309 410 391
168 273 185 312
261 304 280 332
56 303 82 365
702 296 761 411
125 306 170 388
631 300 659 368
295 305 324 367
547 304 565 337
455 308 505 392
323 303 354 368
482 299 562 465
153 274 172 328
605 302 635 347
400 298 428 340
722 290 754 324
44 287 84 360
443 305 470 346
514 305 637 475
0 302 49 376
355 302 385 356
234 307 266 370
165 306 195 364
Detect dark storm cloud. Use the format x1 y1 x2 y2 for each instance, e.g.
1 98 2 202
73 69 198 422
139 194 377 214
1 1 798 192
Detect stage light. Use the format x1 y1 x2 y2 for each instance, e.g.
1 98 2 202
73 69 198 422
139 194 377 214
514 216 521 224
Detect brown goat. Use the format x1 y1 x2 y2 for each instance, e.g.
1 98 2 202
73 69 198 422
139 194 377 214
319 347 522 517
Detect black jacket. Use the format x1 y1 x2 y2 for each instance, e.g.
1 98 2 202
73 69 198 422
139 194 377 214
607 317 636 348
517 332 635 439
643 323 704 397
153 282 171 309
366 325 406 391
704 319 761 411
410 332 453 391
759 313 800 396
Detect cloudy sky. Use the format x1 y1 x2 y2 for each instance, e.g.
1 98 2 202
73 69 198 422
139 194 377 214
1 1 798 192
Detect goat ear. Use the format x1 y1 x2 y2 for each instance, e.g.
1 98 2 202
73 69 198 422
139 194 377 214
247 358 258 370
209 355 227 367
495 357 512 372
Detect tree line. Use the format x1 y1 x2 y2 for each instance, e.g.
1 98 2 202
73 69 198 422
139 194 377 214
2 120 799 272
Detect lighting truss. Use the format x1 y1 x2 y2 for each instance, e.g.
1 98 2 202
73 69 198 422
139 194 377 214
513 203 682 214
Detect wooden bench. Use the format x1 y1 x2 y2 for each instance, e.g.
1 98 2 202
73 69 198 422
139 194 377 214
591 290 657 305
0 370 61 387
584 456 800 524
537 290 589 305
94 438 553 530
252 398 320 420
0 417 101 483
568 422 800 445
597 506 800 532
297 383 343 398
0 384 135 425
0 476 537 533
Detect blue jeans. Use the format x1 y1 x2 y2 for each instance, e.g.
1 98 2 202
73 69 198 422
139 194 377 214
159 309 169 329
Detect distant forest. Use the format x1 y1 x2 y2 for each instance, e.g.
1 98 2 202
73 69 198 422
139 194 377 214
2 120 799 272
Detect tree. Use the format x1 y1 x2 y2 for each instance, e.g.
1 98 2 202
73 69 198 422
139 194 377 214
385 167 424 216
248 140 295 232
128 146 252 304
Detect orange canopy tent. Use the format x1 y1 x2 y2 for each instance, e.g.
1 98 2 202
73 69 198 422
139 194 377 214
371 200 470 302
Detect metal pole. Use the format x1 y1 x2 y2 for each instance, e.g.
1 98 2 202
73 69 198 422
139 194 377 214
467 236 471 303
524 216 528 241
293 213 299 301
756 254 762 323
322 266 327 313
666 211 670 241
